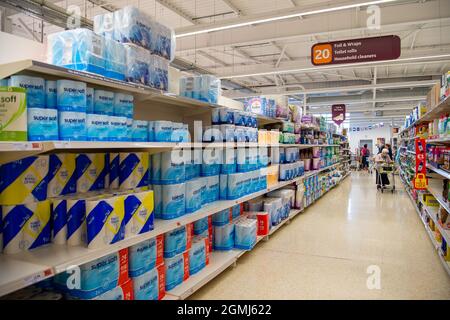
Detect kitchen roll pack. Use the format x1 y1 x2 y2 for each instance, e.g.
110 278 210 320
76 153 107 193
123 190 154 237
85 195 125 249
119 152 149 190
66 197 87 246
47 153 77 198
0 155 49 205
2 200 51 254
0 87 27 141
51 198 67 244
128 235 164 277
109 152 120 189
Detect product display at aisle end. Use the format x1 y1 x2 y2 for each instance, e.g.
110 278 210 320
397 71 450 276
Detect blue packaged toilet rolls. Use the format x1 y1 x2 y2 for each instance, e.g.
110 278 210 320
9 75 45 109
109 115 128 141
56 80 87 112
185 178 203 214
94 90 114 116
213 223 235 251
151 153 161 184
86 114 110 141
86 88 94 114
153 121 172 142
194 217 209 235
45 80 57 109
132 264 165 300
161 183 185 219
113 93 134 118
164 225 188 258
129 236 162 277
124 44 151 85
132 120 148 142
212 208 231 226
219 174 228 200
59 111 87 141
234 217 257 250
189 236 208 275
104 37 126 81
27 108 58 141
148 121 155 142
206 175 219 204
165 251 189 291
160 150 185 184
151 184 162 218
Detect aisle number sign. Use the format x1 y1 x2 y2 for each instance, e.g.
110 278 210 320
311 35 401 66
414 138 427 190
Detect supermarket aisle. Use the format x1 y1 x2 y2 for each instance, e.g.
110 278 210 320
191 172 450 300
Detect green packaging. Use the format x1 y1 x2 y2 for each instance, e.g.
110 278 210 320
0 87 27 141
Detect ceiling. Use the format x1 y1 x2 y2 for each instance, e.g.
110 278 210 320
1 0 449 127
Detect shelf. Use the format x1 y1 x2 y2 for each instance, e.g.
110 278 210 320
423 204 450 245
416 96 450 124
427 178 450 213
406 150 416 155
427 164 450 180
427 138 450 144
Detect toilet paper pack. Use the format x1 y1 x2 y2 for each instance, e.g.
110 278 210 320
194 216 212 236
132 120 149 142
76 153 107 193
212 208 232 227
124 44 150 85
128 234 163 277
123 190 154 237
108 115 128 141
54 248 129 299
2 200 51 254
213 223 235 251
153 121 172 142
51 198 67 244
264 198 283 226
206 175 219 204
164 225 192 258
94 90 114 116
113 93 134 118
45 80 57 109
219 174 228 200
47 153 77 198
119 152 149 190
189 236 210 275
27 108 58 141
151 153 161 184
132 264 165 300
86 114 110 141
234 217 257 250
8 75 45 109
104 37 126 81
165 251 189 291
161 183 185 219
160 150 185 184
58 111 87 141
0 87 27 141
185 178 203 214
56 80 87 112
85 195 125 249
151 184 162 219
93 278 133 300
109 152 120 189
66 197 87 246
86 87 94 114
0 155 49 205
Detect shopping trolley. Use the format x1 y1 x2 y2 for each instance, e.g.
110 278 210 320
368 157 375 175
375 161 396 193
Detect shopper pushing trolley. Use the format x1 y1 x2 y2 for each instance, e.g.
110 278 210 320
374 148 396 193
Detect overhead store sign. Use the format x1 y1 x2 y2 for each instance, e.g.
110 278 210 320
332 104 345 125
414 138 428 190
311 35 401 66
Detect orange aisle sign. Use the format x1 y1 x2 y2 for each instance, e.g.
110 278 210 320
414 138 427 190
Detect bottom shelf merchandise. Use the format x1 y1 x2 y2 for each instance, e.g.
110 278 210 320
1 168 347 300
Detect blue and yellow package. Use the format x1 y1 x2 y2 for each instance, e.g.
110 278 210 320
85 195 125 249
66 197 87 246
0 155 49 205
47 153 77 198
119 152 149 190
123 190 154 237
109 153 120 189
76 153 107 193
1 200 51 254
128 235 163 277
51 198 67 244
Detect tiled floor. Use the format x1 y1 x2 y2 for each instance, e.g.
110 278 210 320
190 172 450 300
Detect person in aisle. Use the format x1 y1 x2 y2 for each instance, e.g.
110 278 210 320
374 148 392 188
385 143 394 160
360 144 370 170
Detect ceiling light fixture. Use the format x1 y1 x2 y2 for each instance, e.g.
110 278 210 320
175 0 399 38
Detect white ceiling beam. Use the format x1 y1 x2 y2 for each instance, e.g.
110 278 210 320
218 51 450 79
225 80 439 99
175 1 450 52
308 96 426 107
16 17 40 41
220 0 242 15
155 0 198 25
310 105 415 113
197 50 229 66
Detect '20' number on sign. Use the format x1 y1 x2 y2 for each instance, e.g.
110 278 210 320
312 44 333 65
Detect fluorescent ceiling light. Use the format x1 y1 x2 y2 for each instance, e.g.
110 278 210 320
175 0 398 38
221 54 450 79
